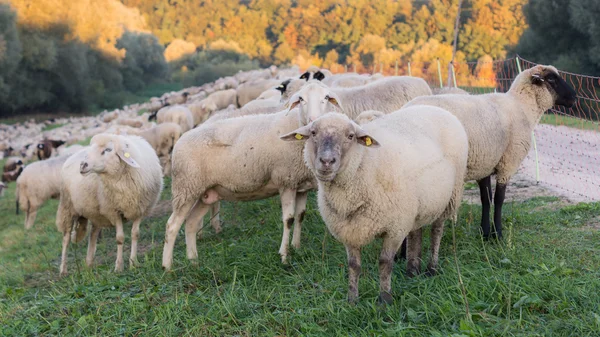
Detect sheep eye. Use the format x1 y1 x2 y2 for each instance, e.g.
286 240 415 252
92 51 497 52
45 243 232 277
299 97 304 102
311 130 316 136
348 134 354 140
102 148 112 155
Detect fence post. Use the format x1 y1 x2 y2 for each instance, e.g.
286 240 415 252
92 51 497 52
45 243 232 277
380 63 383 74
451 61 457 88
437 58 443 88
408 61 412 76
515 56 540 183
353 64 356 73
395 60 398 76
344 64 348 73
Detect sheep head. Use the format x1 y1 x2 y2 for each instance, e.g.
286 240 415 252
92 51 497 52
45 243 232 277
280 113 379 182
287 82 342 125
81 134 139 176
529 65 576 108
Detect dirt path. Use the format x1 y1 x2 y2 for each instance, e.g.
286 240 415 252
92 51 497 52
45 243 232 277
465 122 600 204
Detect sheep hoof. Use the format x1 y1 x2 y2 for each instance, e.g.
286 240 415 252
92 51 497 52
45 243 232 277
406 267 420 278
348 294 358 305
189 258 198 266
483 233 503 242
424 267 438 277
280 255 288 264
378 292 394 305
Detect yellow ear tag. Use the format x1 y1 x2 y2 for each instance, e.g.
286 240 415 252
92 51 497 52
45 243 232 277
365 137 372 146
295 134 304 140
124 152 131 158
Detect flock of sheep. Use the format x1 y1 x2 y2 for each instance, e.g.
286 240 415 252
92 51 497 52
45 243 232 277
0 63 577 304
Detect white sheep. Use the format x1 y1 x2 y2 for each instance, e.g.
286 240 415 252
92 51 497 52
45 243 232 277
155 105 194 133
354 110 385 125
56 134 163 275
403 64 577 239
287 77 432 124
236 79 282 107
161 108 315 271
188 89 237 126
280 109 468 303
17 154 73 229
138 122 182 176
432 87 469 95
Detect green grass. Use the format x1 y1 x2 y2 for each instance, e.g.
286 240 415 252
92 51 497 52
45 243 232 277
1 179 600 336
540 113 600 131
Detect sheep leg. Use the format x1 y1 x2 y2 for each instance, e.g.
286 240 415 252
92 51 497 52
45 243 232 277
291 191 308 250
25 208 37 230
59 225 72 277
162 199 196 270
184 201 211 262
210 202 222 234
379 235 404 305
394 239 407 261
492 182 506 240
406 228 422 278
129 218 142 267
86 224 101 267
426 218 445 276
279 188 297 264
346 245 362 304
114 218 125 272
477 176 493 239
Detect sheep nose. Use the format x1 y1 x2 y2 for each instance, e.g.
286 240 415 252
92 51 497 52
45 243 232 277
319 156 336 168
80 162 88 171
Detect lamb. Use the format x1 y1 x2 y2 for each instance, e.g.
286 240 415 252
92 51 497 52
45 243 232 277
287 77 432 124
155 105 194 133
236 79 282 107
56 134 163 275
403 64 576 240
161 108 315 271
17 154 73 229
37 139 66 160
188 89 237 126
280 109 468 303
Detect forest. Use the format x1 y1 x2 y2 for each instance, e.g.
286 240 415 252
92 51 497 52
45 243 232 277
0 0 597 116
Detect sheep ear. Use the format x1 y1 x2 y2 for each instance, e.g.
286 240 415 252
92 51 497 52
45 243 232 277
355 127 380 148
280 125 311 141
117 150 140 168
299 72 309 81
286 93 301 111
531 73 545 85
326 92 342 109
314 71 325 81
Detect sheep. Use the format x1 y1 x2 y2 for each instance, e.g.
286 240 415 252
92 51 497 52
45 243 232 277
36 139 66 160
117 118 144 128
165 92 190 106
280 109 468 303
188 89 237 126
2 166 23 183
432 87 469 95
16 154 72 229
403 64 577 240
155 105 194 133
204 79 304 123
0 182 5 197
327 73 381 88
56 144 85 157
138 122 183 176
214 76 239 90
56 134 163 275
102 111 119 123
161 108 316 271
299 66 327 81
354 110 385 125
236 79 282 107
3 157 24 172
287 77 432 125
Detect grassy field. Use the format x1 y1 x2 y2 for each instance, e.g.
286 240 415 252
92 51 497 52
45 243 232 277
1 175 600 336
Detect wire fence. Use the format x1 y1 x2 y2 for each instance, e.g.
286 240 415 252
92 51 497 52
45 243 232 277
337 57 600 202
